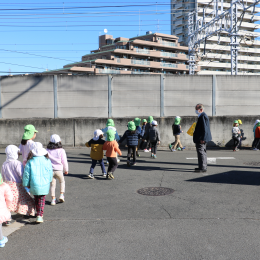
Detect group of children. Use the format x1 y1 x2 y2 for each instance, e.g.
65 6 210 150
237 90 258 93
0 125 68 247
85 117 161 179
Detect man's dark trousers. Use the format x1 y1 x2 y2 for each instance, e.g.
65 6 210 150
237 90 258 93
196 143 207 170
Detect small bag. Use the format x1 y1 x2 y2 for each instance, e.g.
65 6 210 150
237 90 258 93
187 122 196 136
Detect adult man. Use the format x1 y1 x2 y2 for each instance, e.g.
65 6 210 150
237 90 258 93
193 104 212 173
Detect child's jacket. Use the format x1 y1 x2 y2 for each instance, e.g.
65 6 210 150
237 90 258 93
0 183 13 224
85 138 106 160
103 140 122 157
120 130 141 146
23 156 53 196
145 126 161 142
47 148 68 172
255 126 260 138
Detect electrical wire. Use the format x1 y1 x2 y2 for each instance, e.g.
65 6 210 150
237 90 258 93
0 62 45 69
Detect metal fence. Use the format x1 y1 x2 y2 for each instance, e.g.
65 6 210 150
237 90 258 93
0 74 259 119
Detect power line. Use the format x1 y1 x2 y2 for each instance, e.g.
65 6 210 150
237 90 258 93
0 62 45 69
0 24 170 27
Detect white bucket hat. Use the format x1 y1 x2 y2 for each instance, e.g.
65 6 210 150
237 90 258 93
93 129 103 141
31 142 48 157
50 134 61 144
151 120 158 126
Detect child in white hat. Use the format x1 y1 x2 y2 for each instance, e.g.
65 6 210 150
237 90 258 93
85 129 106 179
143 120 160 158
47 134 69 205
23 142 53 223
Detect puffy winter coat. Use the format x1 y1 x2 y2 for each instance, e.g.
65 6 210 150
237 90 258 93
23 156 53 196
119 130 141 146
0 183 13 224
145 126 160 142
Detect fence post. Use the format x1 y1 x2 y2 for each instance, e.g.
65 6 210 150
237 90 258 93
53 75 58 118
160 74 165 117
108 75 112 118
212 75 216 116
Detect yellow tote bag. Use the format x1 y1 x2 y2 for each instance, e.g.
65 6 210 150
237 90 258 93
187 122 196 136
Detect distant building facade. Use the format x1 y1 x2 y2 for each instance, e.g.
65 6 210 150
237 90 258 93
44 32 199 75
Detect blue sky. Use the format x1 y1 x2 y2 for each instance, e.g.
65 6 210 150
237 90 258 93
0 1 171 75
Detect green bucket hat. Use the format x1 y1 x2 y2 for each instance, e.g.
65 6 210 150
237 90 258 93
0 173 3 185
106 119 115 127
142 119 147 123
257 122 260 127
233 120 239 124
128 121 136 131
147 116 153 123
106 129 116 141
175 116 181 125
134 118 141 126
22 124 38 140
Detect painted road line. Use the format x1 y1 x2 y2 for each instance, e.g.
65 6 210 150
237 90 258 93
186 157 235 160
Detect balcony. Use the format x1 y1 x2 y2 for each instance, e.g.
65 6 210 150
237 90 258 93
131 60 150 65
161 51 177 58
159 40 178 47
161 62 177 68
135 49 150 54
99 69 121 74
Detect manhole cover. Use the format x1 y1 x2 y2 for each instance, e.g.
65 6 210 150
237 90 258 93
244 161 260 166
137 187 174 196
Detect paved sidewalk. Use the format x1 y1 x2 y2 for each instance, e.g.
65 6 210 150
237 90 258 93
1 148 260 259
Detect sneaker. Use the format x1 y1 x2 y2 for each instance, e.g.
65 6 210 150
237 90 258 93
132 162 137 166
144 149 149 152
87 173 94 179
3 219 14 226
253 148 258 151
103 172 107 177
177 147 182 151
153 155 157 159
108 172 114 179
127 160 131 167
149 148 151 152
151 154 154 157
169 144 172 151
117 159 120 163
181 147 186 151
51 198 56 206
36 216 44 223
59 194 65 203
106 161 109 165
0 237 8 248
171 149 176 152
136 152 140 157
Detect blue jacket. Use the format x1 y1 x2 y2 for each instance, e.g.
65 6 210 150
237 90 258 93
119 130 141 146
23 156 53 196
101 126 120 141
193 112 212 143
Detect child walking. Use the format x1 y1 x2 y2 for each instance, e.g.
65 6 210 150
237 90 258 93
0 173 13 248
253 121 260 151
23 142 53 223
47 134 68 206
252 119 260 150
139 119 147 150
19 124 38 166
102 129 122 179
232 120 241 152
1 145 35 217
85 129 106 179
119 121 141 166
102 119 120 163
144 116 153 152
143 120 160 158
170 116 185 152
134 118 142 157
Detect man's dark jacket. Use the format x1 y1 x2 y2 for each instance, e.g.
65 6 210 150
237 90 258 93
193 112 212 143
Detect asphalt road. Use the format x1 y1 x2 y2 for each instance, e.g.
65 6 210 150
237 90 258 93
1 147 260 260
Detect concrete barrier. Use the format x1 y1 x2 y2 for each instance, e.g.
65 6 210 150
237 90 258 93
0 116 256 149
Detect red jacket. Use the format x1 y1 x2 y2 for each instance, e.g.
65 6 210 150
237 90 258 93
255 126 260 138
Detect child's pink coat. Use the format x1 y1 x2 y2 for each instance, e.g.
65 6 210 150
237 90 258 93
0 183 13 223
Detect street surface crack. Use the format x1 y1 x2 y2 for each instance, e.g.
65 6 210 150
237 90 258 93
161 205 172 219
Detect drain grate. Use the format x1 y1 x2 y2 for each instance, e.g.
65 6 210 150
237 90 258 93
244 161 260 166
137 187 174 196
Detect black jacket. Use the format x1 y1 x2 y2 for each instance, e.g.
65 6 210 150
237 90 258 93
119 130 141 146
193 112 212 143
144 126 160 142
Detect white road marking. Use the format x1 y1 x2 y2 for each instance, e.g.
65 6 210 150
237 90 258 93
186 157 235 160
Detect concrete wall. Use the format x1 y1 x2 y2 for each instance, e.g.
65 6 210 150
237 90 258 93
1 74 260 119
0 116 256 148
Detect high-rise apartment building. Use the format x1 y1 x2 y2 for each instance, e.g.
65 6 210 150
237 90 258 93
171 0 260 75
44 32 199 75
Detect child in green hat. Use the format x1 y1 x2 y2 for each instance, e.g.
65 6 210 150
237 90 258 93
19 124 38 166
119 121 142 166
170 116 185 152
134 118 142 157
0 173 13 247
102 129 122 179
